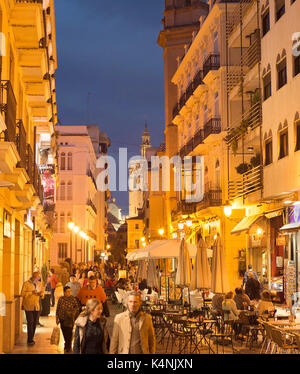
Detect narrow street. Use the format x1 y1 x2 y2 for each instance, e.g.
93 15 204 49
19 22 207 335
10 299 258 355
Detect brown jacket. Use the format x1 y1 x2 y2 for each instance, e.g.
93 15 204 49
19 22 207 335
21 279 44 311
109 310 156 354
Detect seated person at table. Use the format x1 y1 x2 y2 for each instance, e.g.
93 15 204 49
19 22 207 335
139 279 152 294
234 288 251 310
256 290 275 317
212 293 224 315
222 292 240 321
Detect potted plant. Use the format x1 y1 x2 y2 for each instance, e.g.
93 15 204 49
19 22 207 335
236 163 250 174
250 153 261 168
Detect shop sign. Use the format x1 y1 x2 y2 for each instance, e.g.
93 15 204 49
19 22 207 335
3 210 11 238
276 256 283 268
40 164 56 210
276 236 286 246
284 260 296 307
249 233 266 247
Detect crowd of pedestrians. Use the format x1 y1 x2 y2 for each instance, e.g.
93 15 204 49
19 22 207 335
20 261 157 355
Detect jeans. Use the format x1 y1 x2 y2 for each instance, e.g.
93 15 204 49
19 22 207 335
51 288 55 307
60 322 73 351
25 311 39 343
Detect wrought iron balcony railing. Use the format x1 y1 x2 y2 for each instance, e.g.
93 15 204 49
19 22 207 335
204 117 221 138
228 165 262 200
172 70 204 119
16 0 43 3
203 54 220 79
16 120 26 169
0 80 17 143
87 198 97 215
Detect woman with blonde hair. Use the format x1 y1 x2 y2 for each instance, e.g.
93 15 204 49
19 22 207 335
73 299 110 354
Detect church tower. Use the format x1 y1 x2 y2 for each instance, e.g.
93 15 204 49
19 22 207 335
141 122 151 157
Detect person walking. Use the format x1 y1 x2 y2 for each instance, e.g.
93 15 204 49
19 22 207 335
109 291 156 354
56 286 81 353
21 271 44 346
73 299 110 354
49 268 58 307
243 265 258 287
245 272 261 301
78 272 88 288
66 276 81 297
77 276 110 317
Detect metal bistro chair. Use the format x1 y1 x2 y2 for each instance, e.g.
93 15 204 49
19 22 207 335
151 310 167 345
260 322 275 354
270 326 298 354
209 312 236 354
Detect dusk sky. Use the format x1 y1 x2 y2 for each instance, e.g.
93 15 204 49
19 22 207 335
55 0 165 214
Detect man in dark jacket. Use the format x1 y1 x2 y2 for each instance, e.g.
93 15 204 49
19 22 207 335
245 272 261 300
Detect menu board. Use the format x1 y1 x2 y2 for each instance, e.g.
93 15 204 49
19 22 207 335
284 260 296 307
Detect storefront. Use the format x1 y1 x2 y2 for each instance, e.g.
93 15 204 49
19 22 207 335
280 204 300 309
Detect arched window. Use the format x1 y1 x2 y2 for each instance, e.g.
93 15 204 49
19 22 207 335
67 181 72 200
67 212 72 224
67 152 72 170
60 152 66 170
60 182 66 200
60 213 65 233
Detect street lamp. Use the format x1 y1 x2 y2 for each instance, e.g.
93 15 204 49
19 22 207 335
178 222 184 230
158 228 164 237
224 201 232 217
185 217 193 227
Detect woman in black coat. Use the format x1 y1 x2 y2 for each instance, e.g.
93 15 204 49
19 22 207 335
73 299 110 354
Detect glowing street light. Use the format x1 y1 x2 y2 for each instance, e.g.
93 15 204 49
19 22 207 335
141 237 146 243
224 201 232 217
178 222 184 230
186 217 193 227
68 222 75 230
73 226 79 234
158 228 164 236
106 244 111 250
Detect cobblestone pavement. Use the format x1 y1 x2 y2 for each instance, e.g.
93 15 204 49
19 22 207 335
11 300 260 355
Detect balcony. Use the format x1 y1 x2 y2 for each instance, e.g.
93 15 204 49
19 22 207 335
241 35 261 70
179 128 204 158
203 54 220 79
87 198 97 215
172 70 204 119
204 117 221 139
16 120 26 169
174 188 222 218
228 165 262 200
87 169 97 190
0 81 17 143
225 100 262 145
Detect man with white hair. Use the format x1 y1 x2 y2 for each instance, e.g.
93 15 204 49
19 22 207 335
110 291 156 354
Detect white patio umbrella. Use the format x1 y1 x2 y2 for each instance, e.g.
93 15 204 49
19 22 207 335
211 235 230 294
147 259 159 289
136 260 148 282
129 239 197 261
175 239 192 288
190 237 211 291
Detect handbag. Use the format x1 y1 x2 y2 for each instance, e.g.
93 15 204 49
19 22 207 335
50 326 60 345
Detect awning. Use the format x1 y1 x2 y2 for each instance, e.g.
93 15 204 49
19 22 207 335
279 222 300 233
231 214 262 235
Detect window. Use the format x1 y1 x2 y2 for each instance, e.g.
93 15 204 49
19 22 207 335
279 129 288 159
263 72 271 100
146 218 149 228
60 152 66 170
135 224 139 229
58 243 68 260
146 200 149 209
67 182 72 200
67 152 72 170
277 58 287 89
294 55 300 77
265 139 273 165
60 213 66 233
295 121 300 151
275 0 285 21
60 182 66 200
135 240 139 249
262 10 270 36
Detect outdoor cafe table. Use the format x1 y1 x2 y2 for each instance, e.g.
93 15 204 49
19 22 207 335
183 318 217 354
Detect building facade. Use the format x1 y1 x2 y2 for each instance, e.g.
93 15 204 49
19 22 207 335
50 125 109 266
0 0 58 353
